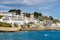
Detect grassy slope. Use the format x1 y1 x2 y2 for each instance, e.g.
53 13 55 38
0 22 11 27
0 15 3 19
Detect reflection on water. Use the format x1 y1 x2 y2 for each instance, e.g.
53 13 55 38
0 30 60 40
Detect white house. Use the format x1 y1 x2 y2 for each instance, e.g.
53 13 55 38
0 12 41 28
0 12 16 16
56 23 60 27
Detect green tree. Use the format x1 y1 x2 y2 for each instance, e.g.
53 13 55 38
53 19 60 23
49 16 53 20
0 15 3 19
34 12 42 18
26 14 30 18
8 9 21 15
38 13 42 16
34 12 39 18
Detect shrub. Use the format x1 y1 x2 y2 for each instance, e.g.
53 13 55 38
0 22 11 27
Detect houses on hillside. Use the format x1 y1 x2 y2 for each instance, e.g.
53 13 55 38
0 12 40 28
0 12 60 29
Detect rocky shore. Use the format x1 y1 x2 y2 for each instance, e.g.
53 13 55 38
0 26 60 32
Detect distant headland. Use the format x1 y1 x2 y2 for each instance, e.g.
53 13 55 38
0 9 60 32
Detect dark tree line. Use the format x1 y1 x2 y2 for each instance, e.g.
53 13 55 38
8 9 60 22
34 12 42 19
8 9 21 15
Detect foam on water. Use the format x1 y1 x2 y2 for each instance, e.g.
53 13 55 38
44 34 48 36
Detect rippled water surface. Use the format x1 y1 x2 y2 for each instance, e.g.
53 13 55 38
0 30 60 40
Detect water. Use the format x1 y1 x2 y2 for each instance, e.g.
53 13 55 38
0 30 60 40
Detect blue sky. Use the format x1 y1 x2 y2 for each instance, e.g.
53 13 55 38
0 0 60 20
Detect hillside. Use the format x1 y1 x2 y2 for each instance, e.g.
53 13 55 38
8 9 60 23
0 15 3 19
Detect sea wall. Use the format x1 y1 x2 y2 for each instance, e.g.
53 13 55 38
0 27 60 32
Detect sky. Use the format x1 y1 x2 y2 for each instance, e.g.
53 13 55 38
0 0 60 20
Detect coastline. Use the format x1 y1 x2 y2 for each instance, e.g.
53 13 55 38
0 27 60 32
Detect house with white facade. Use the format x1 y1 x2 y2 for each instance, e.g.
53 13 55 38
56 23 60 27
0 12 40 28
0 12 16 16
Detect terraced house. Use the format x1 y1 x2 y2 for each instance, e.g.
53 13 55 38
0 12 40 29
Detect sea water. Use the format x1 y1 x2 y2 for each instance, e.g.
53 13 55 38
0 30 60 40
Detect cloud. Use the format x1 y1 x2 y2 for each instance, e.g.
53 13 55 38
0 4 19 12
0 0 60 20
39 7 51 10
0 5 14 9
0 0 21 4
22 0 58 5
0 0 58 5
0 0 59 11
